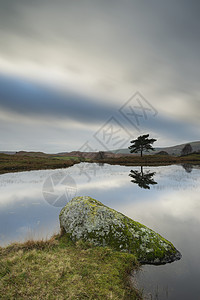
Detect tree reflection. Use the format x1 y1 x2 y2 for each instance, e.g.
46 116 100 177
129 166 157 189
182 164 193 173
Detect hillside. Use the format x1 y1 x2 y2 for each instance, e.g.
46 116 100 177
111 141 200 156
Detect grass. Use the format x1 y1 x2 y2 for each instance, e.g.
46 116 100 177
0 154 81 174
1 153 199 175
92 154 200 166
0 234 142 300
52 156 82 161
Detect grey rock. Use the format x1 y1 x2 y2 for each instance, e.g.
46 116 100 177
59 196 181 264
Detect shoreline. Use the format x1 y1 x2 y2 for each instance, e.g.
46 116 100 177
0 153 200 175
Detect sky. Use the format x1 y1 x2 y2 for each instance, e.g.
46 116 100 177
0 0 199 153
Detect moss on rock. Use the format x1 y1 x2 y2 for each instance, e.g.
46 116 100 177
59 196 181 264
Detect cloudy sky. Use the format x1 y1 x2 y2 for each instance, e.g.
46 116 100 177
0 0 199 153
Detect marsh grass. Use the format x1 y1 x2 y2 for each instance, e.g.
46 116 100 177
1 153 199 175
94 154 200 166
52 156 81 161
0 154 81 174
0 233 142 299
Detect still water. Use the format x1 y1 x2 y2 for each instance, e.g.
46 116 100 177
0 163 200 299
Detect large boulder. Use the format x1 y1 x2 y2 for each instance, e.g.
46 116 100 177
59 196 181 264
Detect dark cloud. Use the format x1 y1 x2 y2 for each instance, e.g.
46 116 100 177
0 73 199 153
0 73 114 124
0 0 199 151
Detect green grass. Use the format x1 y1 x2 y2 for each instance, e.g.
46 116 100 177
0 234 142 300
52 156 81 161
52 156 91 163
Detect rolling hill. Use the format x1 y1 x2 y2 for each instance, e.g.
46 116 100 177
111 141 200 156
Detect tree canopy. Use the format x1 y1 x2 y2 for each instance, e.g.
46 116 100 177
129 134 157 157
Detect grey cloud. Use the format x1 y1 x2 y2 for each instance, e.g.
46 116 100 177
0 105 96 153
0 73 199 153
139 114 199 144
1 0 200 97
0 73 114 124
0 0 199 151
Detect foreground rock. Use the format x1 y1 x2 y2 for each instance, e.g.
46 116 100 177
59 196 181 264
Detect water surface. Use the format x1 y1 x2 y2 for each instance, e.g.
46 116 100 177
0 163 200 299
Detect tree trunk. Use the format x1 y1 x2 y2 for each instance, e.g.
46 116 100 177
140 145 143 157
140 166 143 175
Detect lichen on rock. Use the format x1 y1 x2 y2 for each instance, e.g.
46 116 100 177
59 196 181 264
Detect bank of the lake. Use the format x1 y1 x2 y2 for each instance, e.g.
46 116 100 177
0 153 81 175
0 234 142 300
1 152 200 175
91 153 200 166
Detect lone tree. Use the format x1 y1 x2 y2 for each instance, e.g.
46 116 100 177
181 143 193 156
129 134 157 157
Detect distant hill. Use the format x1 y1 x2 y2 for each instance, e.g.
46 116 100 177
15 151 50 157
2 140 200 158
56 151 121 159
111 141 200 156
0 151 16 155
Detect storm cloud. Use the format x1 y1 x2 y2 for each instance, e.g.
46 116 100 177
0 73 114 124
0 0 199 151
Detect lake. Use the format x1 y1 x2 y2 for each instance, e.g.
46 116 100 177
0 163 200 299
